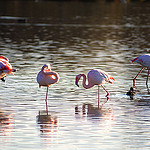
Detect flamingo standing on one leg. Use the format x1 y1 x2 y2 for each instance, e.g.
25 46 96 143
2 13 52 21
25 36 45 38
75 69 115 107
131 54 150 93
37 64 59 114
0 55 16 82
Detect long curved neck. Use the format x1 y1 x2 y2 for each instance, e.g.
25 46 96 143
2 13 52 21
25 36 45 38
81 74 94 89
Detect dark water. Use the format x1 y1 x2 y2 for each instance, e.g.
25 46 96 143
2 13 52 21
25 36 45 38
0 1 150 150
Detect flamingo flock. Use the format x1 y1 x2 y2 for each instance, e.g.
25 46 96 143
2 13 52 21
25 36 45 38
1 54 150 111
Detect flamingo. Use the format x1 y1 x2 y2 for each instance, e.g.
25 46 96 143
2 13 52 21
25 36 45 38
37 64 59 114
75 69 115 107
131 54 150 93
0 55 16 82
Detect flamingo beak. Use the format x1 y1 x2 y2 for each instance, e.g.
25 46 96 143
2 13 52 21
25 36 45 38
75 76 80 87
75 81 79 87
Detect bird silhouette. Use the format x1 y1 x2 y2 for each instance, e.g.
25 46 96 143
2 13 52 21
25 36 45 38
37 64 59 114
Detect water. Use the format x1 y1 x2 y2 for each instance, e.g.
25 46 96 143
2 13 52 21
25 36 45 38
0 0 150 149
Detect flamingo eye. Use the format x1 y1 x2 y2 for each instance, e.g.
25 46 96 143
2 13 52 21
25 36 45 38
50 75 56 80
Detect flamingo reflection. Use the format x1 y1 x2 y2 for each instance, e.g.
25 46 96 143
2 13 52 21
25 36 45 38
36 110 58 134
0 109 13 136
75 103 114 121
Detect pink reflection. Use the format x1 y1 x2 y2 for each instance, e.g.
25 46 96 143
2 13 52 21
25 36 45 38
37 110 58 135
75 103 114 131
0 110 13 136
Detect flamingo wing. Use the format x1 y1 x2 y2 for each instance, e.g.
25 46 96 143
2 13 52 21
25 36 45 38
87 69 106 85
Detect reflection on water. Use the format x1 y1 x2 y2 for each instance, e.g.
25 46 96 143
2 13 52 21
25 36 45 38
0 0 150 149
0 109 13 136
37 110 58 135
36 110 58 146
131 95 150 107
75 103 114 121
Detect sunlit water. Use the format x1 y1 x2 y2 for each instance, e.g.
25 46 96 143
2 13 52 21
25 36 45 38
0 1 150 150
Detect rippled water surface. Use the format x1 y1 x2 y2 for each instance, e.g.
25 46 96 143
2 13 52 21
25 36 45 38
0 1 150 150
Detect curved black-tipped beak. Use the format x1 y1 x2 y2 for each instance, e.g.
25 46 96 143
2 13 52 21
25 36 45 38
75 81 79 87
76 84 79 87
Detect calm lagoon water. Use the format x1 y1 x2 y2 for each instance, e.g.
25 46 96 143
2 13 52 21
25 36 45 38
0 0 150 150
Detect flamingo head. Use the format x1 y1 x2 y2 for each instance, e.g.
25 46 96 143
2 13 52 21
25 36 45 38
108 76 115 84
41 64 51 72
75 74 82 87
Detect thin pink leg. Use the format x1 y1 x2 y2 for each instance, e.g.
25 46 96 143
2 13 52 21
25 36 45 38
45 86 49 115
133 67 145 88
101 96 109 109
98 85 100 109
146 69 150 93
101 85 109 97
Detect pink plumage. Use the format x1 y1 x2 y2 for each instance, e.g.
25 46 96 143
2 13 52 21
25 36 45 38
75 69 115 107
37 64 59 114
0 55 16 81
131 54 150 69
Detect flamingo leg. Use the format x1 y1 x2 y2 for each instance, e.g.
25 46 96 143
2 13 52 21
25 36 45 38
45 86 49 115
146 69 150 94
101 96 109 109
133 67 145 88
101 85 109 97
98 85 100 109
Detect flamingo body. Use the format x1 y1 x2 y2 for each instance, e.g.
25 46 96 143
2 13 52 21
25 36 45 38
131 54 150 69
131 54 150 93
87 69 113 86
0 55 16 81
75 69 115 107
37 64 59 87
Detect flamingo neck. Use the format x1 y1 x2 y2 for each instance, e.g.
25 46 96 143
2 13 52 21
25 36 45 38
81 74 94 89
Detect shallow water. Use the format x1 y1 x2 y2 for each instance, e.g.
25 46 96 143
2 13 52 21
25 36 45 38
0 0 150 150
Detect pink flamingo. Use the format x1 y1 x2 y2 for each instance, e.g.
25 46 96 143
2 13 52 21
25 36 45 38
75 69 115 107
0 55 16 82
37 64 59 114
131 54 150 93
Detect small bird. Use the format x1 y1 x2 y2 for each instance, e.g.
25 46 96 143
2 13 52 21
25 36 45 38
0 55 16 82
37 64 59 114
131 54 150 93
75 69 115 107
